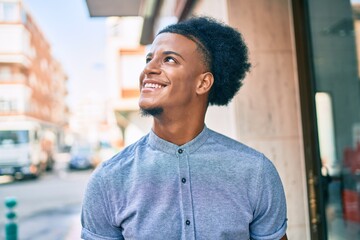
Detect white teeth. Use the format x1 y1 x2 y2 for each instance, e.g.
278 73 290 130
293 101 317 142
144 83 164 89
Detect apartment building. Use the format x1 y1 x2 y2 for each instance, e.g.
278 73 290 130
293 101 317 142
0 0 68 138
0 0 69 182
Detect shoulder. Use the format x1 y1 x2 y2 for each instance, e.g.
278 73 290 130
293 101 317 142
206 128 264 161
204 129 283 181
106 134 149 164
94 134 150 176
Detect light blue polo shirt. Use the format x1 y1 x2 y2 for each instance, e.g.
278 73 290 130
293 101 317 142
81 126 287 240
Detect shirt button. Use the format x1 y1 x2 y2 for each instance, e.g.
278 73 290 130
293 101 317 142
178 149 183 154
181 178 186 183
186 220 191 225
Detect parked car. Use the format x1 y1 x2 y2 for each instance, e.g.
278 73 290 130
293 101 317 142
68 145 97 170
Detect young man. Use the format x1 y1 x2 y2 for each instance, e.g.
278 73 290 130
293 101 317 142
81 17 288 240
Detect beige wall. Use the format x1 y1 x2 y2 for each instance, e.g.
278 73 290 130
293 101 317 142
227 0 309 239
192 0 239 139
194 0 310 238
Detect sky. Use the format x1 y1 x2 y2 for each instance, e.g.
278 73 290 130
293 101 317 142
23 0 107 110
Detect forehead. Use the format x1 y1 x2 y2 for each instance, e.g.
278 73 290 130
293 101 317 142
150 33 198 54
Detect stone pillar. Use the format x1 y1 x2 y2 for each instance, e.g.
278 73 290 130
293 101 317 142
227 0 310 239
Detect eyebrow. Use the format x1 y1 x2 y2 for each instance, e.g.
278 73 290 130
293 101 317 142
146 51 185 60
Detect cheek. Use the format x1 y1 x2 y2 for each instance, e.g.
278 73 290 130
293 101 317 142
170 77 198 99
182 73 200 90
139 72 145 86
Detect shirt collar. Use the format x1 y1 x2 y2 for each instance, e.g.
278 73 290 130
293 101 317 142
148 125 210 155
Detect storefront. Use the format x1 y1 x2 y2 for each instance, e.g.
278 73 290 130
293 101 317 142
294 0 360 239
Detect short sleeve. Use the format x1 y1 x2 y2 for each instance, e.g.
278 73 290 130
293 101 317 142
81 167 123 240
249 155 287 240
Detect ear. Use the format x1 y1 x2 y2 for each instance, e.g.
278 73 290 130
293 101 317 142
196 72 214 95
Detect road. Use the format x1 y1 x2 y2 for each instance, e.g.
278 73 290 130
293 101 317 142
0 158 93 240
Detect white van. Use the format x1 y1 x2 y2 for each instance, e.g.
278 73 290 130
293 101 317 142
0 121 55 179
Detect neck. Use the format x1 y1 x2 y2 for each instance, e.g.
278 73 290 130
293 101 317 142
152 108 206 146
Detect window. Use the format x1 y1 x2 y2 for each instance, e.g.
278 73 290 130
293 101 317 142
117 48 145 99
0 67 12 81
21 8 27 24
0 2 20 22
0 98 17 112
0 130 29 145
305 0 360 237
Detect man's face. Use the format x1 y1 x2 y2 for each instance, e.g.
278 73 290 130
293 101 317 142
139 33 206 116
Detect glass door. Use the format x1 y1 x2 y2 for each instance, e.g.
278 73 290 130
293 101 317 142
303 0 360 239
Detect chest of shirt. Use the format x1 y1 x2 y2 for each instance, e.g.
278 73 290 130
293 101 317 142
108 151 256 239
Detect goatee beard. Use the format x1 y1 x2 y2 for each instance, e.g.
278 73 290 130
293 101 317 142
140 107 164 117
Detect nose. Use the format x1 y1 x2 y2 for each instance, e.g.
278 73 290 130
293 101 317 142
142 59 161 75
139 59 161 86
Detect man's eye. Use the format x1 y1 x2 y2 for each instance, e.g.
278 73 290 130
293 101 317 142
164 57 176 63
145 57 151 63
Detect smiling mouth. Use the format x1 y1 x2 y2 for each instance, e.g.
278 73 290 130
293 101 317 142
143 83 165 89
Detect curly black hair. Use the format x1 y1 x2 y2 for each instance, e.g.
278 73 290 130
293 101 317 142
158 16 251 106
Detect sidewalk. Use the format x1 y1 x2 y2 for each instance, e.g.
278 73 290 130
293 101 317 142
65 215 82 240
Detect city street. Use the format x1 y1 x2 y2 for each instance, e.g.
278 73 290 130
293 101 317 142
0 157 92 240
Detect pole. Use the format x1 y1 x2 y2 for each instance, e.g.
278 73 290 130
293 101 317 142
4 197 17 240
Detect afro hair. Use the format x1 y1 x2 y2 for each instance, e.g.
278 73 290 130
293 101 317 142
158 16 251 106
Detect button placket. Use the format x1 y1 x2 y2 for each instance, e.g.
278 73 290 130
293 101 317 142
177 148 195 239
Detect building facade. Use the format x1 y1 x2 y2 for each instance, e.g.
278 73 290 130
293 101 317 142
104 16 150 146
86 0 360 239
0 0 68 145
